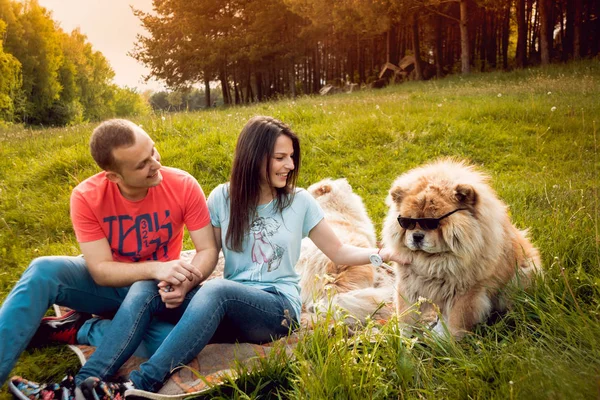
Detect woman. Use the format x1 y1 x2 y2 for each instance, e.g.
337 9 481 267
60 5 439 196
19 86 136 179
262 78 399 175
15 116 406 398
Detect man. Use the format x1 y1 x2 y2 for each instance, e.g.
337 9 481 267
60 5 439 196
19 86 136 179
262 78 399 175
0 119 218 386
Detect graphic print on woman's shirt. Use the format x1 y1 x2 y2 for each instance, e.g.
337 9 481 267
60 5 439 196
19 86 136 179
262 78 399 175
249 216 285 280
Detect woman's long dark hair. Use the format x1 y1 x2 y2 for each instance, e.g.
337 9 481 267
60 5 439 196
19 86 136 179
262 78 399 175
226 116 301 252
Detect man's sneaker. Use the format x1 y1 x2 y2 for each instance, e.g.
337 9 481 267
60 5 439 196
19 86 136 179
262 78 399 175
76 376 134 400
9 375 76 400
28 310 93 348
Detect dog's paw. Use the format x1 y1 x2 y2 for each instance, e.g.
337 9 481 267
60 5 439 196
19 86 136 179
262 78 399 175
430 321 452 340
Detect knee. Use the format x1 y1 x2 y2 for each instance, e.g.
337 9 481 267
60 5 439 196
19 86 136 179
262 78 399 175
23 256 69 283
188 279 239 309
122 280 163 309
129 280 161 295
199 279 237 297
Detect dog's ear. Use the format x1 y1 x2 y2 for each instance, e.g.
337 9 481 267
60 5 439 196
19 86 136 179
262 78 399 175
389 186 406 205
313 183 332 197
455 184 477 206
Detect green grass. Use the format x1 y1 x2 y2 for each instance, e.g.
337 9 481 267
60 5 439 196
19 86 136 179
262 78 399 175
1 59 599 399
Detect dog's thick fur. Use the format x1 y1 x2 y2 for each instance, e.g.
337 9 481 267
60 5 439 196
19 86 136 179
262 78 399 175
382 159 542 339
296 178 392 315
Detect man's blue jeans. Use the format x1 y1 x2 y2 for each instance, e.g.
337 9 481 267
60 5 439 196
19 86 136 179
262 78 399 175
75 279 298 392
0 256 173 386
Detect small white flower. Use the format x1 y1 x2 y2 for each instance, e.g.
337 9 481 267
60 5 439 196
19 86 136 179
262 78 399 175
547 91 552 95
437 103 442 107
161 116 166 121
497 93 502 97
551 106 557 112
375 104 380 110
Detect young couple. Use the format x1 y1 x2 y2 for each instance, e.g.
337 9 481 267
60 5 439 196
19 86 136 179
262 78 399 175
1 116 407 399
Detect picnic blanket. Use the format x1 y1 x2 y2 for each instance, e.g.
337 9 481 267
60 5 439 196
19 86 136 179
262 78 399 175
56 301 299 398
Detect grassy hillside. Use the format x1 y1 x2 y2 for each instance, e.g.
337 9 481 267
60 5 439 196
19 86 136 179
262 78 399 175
1 60 599 399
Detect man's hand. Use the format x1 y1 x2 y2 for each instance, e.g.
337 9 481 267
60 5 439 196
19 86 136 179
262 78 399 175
154 260 202 286
158 280 195 308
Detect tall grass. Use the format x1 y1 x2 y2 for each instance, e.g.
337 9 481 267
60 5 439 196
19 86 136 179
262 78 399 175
1 60 599 399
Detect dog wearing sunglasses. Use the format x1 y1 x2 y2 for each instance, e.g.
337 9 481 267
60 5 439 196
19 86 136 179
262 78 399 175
382 159 542 339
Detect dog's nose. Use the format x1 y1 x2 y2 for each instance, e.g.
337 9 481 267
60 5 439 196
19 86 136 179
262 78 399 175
412 232 425 243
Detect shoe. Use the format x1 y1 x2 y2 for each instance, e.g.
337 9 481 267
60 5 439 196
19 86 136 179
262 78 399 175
28 310 93 348
76 377 134 400
9 375 76 400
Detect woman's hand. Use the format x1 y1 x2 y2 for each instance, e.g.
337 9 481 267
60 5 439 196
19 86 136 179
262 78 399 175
158 279 195 309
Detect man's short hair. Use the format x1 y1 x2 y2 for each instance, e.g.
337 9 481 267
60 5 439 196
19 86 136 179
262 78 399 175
90 119 138 171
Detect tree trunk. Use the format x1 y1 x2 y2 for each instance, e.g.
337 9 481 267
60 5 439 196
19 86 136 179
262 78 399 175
539 0 551 65
412 13 424 80
563 0 574 60
460 0 471 74
516 0 527 67
312 45 321 92
529 0 540 62
573 0 582 59
219 66 230 106
289 60 296 98
502 0 510 69
479 7 487 72
204 75 211 108
255 71 263 102
386 23 400 65
434 12 443 78
486 10 497 69
358 35 365 83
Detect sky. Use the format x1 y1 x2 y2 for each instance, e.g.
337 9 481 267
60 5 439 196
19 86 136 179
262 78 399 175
37 0 167 92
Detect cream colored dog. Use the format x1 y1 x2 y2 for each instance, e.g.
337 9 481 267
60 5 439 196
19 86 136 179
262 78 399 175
296 178 393 320
382 159 542 339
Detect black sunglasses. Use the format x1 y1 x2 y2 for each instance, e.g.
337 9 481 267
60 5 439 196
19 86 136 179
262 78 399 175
397 208 468 230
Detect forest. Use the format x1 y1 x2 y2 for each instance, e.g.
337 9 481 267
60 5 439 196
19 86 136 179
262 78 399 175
133 0 598 107
1 0 597 125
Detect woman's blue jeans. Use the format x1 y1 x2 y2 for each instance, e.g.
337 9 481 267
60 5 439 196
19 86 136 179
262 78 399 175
75 279 298 392
0 256 173 386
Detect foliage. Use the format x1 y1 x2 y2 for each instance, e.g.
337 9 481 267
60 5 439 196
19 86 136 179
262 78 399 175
113 86 151 118
0 0 149 126
0 19 21 122
149 88 223 112
0 60 599 399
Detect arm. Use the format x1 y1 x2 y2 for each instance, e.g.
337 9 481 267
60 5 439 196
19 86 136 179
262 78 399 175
308 219 410 266
158 223 219 308
80 239 202 287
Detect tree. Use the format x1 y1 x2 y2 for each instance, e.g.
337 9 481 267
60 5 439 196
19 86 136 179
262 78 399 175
0 19 21 121
4 0 63 123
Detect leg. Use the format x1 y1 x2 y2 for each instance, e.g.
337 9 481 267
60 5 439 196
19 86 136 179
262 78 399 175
75 280 168 385
0 256 128 385
129 279 296 392
444 288 492 339
78 317 175 359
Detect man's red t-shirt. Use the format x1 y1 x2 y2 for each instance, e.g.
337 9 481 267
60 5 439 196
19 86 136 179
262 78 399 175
70 167 210 263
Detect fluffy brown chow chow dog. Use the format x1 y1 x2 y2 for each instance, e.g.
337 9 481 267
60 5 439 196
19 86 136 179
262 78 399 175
382 159 542 339
296 178 389 314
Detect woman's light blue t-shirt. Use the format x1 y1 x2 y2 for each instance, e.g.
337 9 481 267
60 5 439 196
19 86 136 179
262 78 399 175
207 183 324 320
